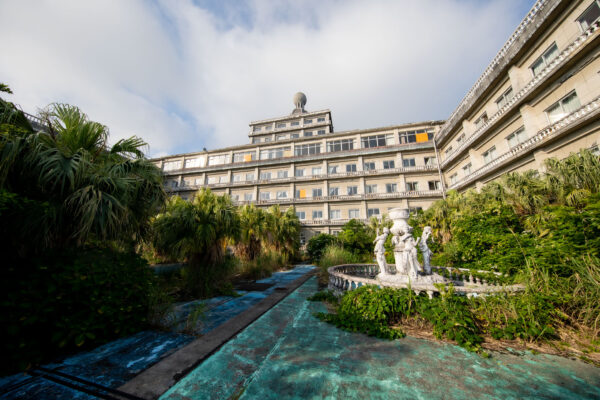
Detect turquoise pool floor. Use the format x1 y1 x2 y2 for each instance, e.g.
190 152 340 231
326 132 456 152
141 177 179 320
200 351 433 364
161 276 600 400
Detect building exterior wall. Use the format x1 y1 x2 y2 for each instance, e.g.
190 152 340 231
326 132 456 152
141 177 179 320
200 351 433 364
153 0 600 244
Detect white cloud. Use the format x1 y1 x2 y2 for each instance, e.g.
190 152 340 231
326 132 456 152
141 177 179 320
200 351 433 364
0 0 532 156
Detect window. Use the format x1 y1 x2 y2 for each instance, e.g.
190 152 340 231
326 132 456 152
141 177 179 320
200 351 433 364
367 208 380 217
291 121 300 126
195 178 203 185
276 134 287 141
578 2 600 30
312 210 323 219
244 193 253 201
327 139 354 152
246 173 254 181
277 191 288 199
277 170 288 179
184 158 202 168
364 162 376 171
406 182 419 191
366 184 377 194
346 164 357 172
260 147 291 160
474 113 488 130
295 169 304 177
260 192 271 200
253 126 261 132
531 42 559 76
277 123 286 129
252 138 261 144
317 130 326 135
300 233 306 246
263 137 271 143
428 181 441 190
294 143 321 156
496 87 514 109
219 176 228 183
330 210 341 219
457 134 466 145
506 127 528 148
546 91 580 124
295 189 305 198
347 186 358 195
450 173 458 185
482 146 497 164
265 125 272 131
386 183 397 193
402 158 416 167
399 129 431 144
329 187 339 196
304 119 313 124
304 131 313 137
361 134 391 148
207 176 218 184
462 163 472 175
291 133 299 139
317 117 326 122
445 146 453 157
260 172 271 180
163 160 182 171
328 165 338 174
296 211 305 219
233 151 256 163
383 160 395 169
312 188 323 197
424 156 437 166
312 167 322 175
349 209 360 219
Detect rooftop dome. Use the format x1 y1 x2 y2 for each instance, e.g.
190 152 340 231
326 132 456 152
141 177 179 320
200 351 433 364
293 92 307 110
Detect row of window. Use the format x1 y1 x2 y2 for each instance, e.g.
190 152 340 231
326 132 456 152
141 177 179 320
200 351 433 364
251 129 433 146
252 117 328 132
295 208 381 220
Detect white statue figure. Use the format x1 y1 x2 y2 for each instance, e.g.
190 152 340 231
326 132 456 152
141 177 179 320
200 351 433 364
389 208 411 275
418 226 434 274
400 232 421 278
374 227 389 277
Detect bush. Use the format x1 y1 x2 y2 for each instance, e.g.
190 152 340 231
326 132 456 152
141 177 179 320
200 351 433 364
238 250 287 280
306 233 338 262
338 219 373 257
1 248 155 375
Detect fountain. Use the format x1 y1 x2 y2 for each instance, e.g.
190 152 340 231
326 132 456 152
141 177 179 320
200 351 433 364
329 208 524 298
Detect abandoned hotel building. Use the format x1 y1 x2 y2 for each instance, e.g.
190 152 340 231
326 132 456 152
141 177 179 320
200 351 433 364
153 0 600 244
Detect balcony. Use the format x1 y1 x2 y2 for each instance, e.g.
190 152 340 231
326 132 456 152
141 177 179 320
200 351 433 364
168 165 439 192
441 19 600 168
448 94 600 190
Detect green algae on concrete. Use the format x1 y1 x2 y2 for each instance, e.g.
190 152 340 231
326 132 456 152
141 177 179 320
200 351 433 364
161 277 600 400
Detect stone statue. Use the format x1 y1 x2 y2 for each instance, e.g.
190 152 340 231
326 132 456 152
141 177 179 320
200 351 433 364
389 208 411 275
400 233 420 278
418 226 434 274
374 227 389 277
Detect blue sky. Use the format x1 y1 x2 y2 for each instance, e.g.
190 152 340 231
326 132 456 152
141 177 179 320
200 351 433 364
0 0 536 157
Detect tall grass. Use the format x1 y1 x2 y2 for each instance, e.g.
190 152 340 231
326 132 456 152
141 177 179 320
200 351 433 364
317 245 362 285
238 250 289 280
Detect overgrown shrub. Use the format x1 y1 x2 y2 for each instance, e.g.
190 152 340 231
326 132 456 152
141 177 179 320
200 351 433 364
238 250 288 280
1 248 155 375
306 233 338 262
316 245 362 285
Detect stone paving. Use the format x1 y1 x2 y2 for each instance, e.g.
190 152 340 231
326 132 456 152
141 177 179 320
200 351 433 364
161 276 600 400
0 266 315 399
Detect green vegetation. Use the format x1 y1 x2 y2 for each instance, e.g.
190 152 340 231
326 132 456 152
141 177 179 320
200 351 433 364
313 150 600 356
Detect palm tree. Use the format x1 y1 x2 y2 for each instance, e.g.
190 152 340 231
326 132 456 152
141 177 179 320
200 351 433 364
151 189 239 296
236 204 269 261
0 103 166 252
544 150 600 208
500 171 548 216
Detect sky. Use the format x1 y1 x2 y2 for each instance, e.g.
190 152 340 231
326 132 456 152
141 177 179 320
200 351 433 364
0 0 536 157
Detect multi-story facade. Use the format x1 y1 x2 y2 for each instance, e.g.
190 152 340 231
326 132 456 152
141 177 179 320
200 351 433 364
154 0 600 244
439 0 600 191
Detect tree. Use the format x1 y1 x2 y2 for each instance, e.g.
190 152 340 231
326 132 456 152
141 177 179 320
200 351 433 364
236 204 269 261
151 189 239 296
306 233 338 262
267 205 301 260
0 102 166 254
339 219 373 257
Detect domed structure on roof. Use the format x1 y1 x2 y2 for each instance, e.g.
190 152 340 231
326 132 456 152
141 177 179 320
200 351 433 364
292 92 307 113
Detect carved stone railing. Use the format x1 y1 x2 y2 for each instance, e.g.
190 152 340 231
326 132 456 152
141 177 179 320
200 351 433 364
448 95 600 190
328 264 524 298
441 18 600 166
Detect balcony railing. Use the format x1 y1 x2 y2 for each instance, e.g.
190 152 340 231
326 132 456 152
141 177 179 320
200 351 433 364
162 140 435 175
230 190 443 206
441 19 600 167
438 0 551 141
448 95 600 190
171 165 439 191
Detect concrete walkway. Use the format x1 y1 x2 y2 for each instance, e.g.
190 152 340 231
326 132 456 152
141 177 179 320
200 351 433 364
160 276 600 400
